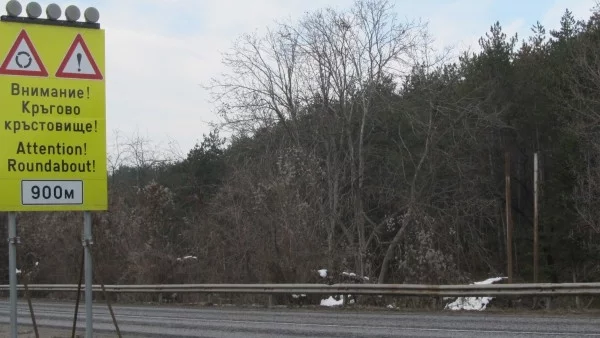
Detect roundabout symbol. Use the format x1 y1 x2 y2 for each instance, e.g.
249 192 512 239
15 51 32 69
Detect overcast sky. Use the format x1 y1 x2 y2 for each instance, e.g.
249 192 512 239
52 0 598 158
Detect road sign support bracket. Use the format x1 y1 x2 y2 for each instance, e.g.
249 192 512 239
7 236 20 244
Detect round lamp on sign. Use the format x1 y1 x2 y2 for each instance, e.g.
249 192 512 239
64 5 80 21
46 3 61 20
6 0 22 17
84 7 99 23
25 2 42 18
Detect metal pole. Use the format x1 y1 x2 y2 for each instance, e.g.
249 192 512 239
8 212 17 338
83 212 93 338
533 152 539 283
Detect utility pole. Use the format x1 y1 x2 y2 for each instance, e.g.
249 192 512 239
505 151 513 284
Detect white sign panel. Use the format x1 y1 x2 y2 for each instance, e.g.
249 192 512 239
21 180 83 205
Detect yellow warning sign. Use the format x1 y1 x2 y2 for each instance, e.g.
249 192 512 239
0 21 106 211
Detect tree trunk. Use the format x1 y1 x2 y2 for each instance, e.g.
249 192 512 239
378 210 411 284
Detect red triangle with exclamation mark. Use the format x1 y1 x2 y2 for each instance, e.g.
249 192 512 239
56 34 103 80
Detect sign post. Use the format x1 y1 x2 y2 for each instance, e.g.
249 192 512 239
8 212 17 338
83 211 93 336
0 2 106 337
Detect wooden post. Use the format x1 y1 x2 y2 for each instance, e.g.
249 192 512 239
505 152 513 284
533 152 539 283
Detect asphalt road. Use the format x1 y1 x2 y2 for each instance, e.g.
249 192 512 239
0 300 599 337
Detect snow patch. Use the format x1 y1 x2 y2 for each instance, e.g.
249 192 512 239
473 277 505 285
177 255 198 262
320 296 344 307
445 277 507 311
318 269 327 278
445 295 494 311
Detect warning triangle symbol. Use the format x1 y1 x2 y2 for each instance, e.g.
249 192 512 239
0 30 48 77
56 34 103 80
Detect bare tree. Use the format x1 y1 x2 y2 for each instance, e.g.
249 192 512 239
208 24 305 143
209 0 429 277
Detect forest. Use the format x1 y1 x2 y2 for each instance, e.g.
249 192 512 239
2 0 600 293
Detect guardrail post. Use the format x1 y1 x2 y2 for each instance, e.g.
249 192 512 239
267 294 273 308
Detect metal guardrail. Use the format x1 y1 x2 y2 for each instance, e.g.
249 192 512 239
1 282 600 297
